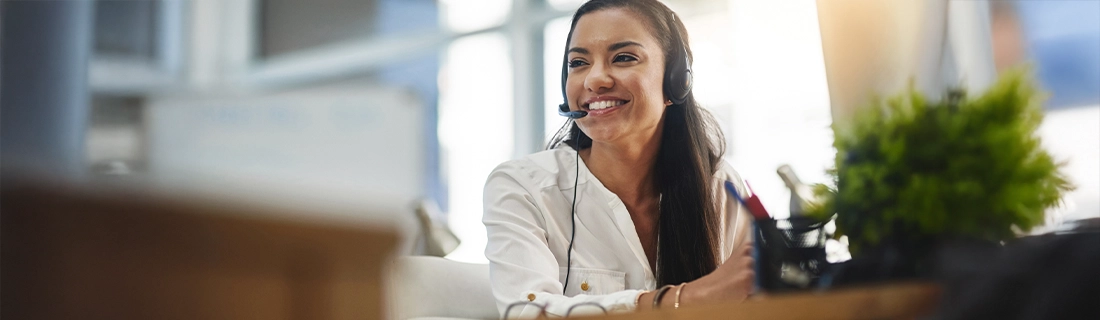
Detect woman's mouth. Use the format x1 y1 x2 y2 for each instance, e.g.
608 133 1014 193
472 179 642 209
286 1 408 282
583 99 628 116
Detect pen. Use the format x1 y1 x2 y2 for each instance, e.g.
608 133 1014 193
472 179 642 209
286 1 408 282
727 180 777 293
725 180 771 220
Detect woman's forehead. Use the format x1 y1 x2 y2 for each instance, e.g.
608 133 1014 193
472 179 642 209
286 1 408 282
569 8 661 52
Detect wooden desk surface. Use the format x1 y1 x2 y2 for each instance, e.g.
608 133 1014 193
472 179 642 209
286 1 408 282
1 177 399 320
590 282 941 320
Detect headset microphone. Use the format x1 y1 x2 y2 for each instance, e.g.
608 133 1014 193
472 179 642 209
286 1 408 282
558 103 588 119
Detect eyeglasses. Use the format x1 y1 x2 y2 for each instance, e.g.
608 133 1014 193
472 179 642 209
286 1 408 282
504 301 547 319
503 301 608 319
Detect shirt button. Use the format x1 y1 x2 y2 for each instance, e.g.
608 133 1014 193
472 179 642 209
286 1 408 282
527 293 536 301
580 281 590 291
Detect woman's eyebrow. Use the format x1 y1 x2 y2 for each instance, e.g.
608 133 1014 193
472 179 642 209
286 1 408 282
608 41 643 51
567 41 643 55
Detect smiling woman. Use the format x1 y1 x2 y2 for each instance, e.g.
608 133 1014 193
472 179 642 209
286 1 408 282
482 0 759 318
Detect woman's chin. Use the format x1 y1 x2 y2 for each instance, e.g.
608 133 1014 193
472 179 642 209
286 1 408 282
578 125 625 143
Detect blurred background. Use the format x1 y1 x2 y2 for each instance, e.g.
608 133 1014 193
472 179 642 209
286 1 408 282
2 0 1098 264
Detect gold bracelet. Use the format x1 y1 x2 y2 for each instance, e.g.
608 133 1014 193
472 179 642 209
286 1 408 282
633 290 650 308
652 285 675 309
673 283 687 309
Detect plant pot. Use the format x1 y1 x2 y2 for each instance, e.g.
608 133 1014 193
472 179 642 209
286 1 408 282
819 233 1002 289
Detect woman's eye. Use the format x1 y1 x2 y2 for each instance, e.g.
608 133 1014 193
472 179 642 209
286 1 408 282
568 59 588 68
613 54 638 63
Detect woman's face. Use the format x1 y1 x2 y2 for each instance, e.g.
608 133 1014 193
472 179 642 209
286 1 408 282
566 8 669 146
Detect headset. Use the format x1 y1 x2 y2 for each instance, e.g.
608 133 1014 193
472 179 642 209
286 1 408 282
557 8 693 292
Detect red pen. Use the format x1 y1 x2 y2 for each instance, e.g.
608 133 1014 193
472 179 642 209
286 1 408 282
744 182 771 220
725 180 771 220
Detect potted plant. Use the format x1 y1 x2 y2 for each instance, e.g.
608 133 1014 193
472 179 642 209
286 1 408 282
808 70 1074 283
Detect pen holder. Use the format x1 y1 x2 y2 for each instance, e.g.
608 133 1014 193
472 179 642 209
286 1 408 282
753 217 829 292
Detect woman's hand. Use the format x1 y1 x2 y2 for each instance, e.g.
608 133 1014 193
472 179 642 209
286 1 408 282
680 240 755 306
635 241 755 310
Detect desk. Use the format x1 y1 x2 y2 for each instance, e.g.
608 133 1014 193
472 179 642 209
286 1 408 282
1 177 399 320
591 282 940 320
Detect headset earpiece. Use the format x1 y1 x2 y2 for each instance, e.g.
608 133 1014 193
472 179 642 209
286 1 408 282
663 15 693 106
663 51 692 105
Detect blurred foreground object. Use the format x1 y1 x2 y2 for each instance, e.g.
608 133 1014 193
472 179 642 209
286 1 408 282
817 0 996 128
808 70 1074 282
934 232 1100 320
1 176 398 320
582 282 940 319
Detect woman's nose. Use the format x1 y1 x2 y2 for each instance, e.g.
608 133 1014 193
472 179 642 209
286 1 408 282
584 63 613 93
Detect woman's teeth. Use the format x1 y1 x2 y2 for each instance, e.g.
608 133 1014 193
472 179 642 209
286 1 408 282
589 100 625 110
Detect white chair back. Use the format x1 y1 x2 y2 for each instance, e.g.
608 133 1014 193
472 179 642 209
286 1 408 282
389 256 498 320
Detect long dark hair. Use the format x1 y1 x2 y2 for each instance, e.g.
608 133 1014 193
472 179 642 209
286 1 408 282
547 0 727 286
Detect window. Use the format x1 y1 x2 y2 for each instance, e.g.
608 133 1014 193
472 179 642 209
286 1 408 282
547 0 584 11
94 0 160 59
439 0 511 33
89 0 185 92
439 33 514 263
1011 1 1100 109
435 0 518 263
543 16 571 143
722 0 834 218
256 0 440 58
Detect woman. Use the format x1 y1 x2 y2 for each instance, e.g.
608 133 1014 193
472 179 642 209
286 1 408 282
483 0 755 317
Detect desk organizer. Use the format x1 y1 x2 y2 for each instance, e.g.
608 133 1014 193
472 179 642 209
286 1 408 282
753 217 829 292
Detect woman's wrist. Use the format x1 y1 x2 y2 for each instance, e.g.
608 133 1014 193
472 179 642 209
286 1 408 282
679 279 707 307
637 281 706 311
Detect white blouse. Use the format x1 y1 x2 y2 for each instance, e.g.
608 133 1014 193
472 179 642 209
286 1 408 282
482 146 754 318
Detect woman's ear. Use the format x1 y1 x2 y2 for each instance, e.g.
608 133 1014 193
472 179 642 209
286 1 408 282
664 99 673 107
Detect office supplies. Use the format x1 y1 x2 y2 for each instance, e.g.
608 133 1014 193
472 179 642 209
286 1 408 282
725 180 770 220
726 180 828 292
